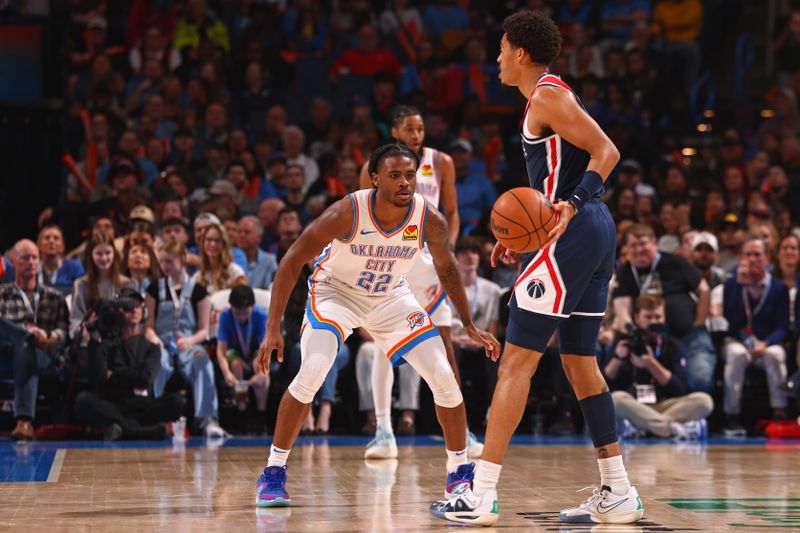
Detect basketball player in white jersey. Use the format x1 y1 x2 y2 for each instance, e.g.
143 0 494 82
357 106 483 459
253 144 499 508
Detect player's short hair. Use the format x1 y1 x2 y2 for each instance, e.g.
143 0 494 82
368 143 420 176
625 223 656 242
502 11 562 66
390 105 423 128
635 294 665 313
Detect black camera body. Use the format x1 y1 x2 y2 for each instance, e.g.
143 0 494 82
623 323 654 357
87 297 138 339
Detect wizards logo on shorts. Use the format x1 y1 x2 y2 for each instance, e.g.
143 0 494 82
526 278 546 299
420 164 434 176
407 311 427 331
403 225 419 241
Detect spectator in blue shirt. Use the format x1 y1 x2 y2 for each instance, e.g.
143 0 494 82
722 236 790 435
238 216 278 289
423 0 469 42
216 285 270 420
36 226 85 296
601 0 650 43
450 139 496 235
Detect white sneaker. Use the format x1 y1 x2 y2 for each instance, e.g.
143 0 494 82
466 431 484 458
430 487 498 526
560 485 643 524
204 419 229 439
671 419 708 441
364 427 398 459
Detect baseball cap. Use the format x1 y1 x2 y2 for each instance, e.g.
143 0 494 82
208 180 237 198
619 159 642 174
717 212 744 230
229 285 255 308
129 205 155 223
691 231 719 252
118 287 145 305
194 212 222 228
450 139 473 153
161 217 189 231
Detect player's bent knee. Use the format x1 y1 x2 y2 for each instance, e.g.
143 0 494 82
288 328 340 404
429 363 462 408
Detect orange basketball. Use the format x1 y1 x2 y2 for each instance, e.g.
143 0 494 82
490 187 557 253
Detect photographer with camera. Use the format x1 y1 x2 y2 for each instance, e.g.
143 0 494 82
603 295 714 440
74 288 185 440
721 236 790 436
0 240 69 441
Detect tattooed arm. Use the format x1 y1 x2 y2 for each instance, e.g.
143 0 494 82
424 203 500 360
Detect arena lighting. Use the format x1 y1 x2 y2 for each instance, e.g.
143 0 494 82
703 110 715 118
681 147 698 156
696 123 711 132
760 109 776 118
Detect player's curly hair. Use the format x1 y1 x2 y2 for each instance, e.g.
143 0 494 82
502 10 562 66
390 105 422 128
368 143 420 176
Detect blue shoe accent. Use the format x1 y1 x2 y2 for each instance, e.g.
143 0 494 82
256 465 292 507
446 462 475 497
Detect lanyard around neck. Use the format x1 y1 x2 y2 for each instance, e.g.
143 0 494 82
631 253 661 294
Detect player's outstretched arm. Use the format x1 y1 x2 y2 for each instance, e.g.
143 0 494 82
425 204 501 361
256 197 355 374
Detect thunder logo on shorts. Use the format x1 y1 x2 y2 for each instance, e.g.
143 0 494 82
406 311 427 331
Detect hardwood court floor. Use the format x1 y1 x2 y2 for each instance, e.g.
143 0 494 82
0 435 798 532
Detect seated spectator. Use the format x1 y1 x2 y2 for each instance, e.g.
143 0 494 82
124 243 162 295
282 165 311 223
0 253 13 284
129 24 181 75
282 126 320 192
192 221 247 296
269 208 305 258
0 240 69 441
160 218 191 247
191 212 247 271
422 0 468 45
652 0 703 89
238 216 278 290
330 22 402 79
146 241 224 438
722 236 790 435
451 139 497 235
216 286 270 432
258 198 287 250
36 225 85 296
715 213 746 272
601 0 650 44
613 224 716 394
604 295 713 439
222 161 259 216
75 288 185 440
70 234 132 342
689 231 728 289
774 234 800 327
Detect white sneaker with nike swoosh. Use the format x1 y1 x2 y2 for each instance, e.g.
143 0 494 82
559 485 643 524
429 487 499 527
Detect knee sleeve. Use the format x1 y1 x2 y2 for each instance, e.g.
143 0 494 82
405 342 463 409
287 328 339 404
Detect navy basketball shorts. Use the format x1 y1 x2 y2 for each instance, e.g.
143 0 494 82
507 200 616 355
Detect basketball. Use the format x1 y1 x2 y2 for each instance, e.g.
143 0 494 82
490 187 557 253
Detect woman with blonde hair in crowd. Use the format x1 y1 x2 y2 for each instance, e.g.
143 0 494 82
774 233 800 325
145 240 225 438
70 233 131 340
36 225 85 296
124 242 162 295
192 221 246 295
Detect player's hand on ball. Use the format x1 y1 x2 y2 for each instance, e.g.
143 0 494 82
257 327 284 375
490 241 518 267
464 323 501 362
540 200 576 249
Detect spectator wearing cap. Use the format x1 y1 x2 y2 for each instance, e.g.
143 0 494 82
36 225 85 296
721 236 790 435
74 287 185 441
160 218 191 249
216 286 270 427
0 240 69 441
282 126 320 193
613 224 717 395
450 139 496 235
615 159 656 198
222 161 258 216
238 216 278 290
329 24 402 80
69 14 126 72
716 213 746 272
689 232 728 289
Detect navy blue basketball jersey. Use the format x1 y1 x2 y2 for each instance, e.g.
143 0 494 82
520 74 594 203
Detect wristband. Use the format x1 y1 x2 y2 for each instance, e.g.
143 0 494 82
570 170 604 213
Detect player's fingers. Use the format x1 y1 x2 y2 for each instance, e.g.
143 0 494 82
490 243 503 268
276 345 284 363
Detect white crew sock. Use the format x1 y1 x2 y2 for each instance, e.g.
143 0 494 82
267 444 291 467
598 455 631 495
446 448 468 473
473 460 502 496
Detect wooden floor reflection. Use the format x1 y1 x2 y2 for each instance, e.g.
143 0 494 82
0 438 798 532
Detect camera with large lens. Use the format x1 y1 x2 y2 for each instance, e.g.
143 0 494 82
623 323 652 357
87 297 138 339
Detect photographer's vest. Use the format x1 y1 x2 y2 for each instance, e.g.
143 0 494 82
155 276 197 341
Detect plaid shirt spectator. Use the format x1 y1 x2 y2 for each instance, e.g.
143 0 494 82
0 282 69 343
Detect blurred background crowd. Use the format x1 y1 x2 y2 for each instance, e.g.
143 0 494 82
0 0 799 442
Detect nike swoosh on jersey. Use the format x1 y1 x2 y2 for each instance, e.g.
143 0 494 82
360 229 377 235
597 497 629 514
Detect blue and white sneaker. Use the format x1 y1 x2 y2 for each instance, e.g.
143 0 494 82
559 485 643 524
445 462 475 498
618 418 641 439
671 419 708 441
467 431 484 458
430 486 499 527
256 465 291 507
364 426 398 459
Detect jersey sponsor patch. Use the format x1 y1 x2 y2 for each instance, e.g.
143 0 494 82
420 164 434 176
403 225 419 241
407 311 427 331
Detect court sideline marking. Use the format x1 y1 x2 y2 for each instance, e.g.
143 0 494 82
46 449 65 483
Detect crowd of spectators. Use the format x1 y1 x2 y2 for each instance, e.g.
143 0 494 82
1 0 800 441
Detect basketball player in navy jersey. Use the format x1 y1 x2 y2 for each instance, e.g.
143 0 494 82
253 144 499 508
432 12 643 526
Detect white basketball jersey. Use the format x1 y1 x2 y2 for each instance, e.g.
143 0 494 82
310 189 428 296
416 147 441 207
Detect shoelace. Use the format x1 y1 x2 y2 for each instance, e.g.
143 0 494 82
366 432 392 448
262 470 286 491
574 486 606 508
